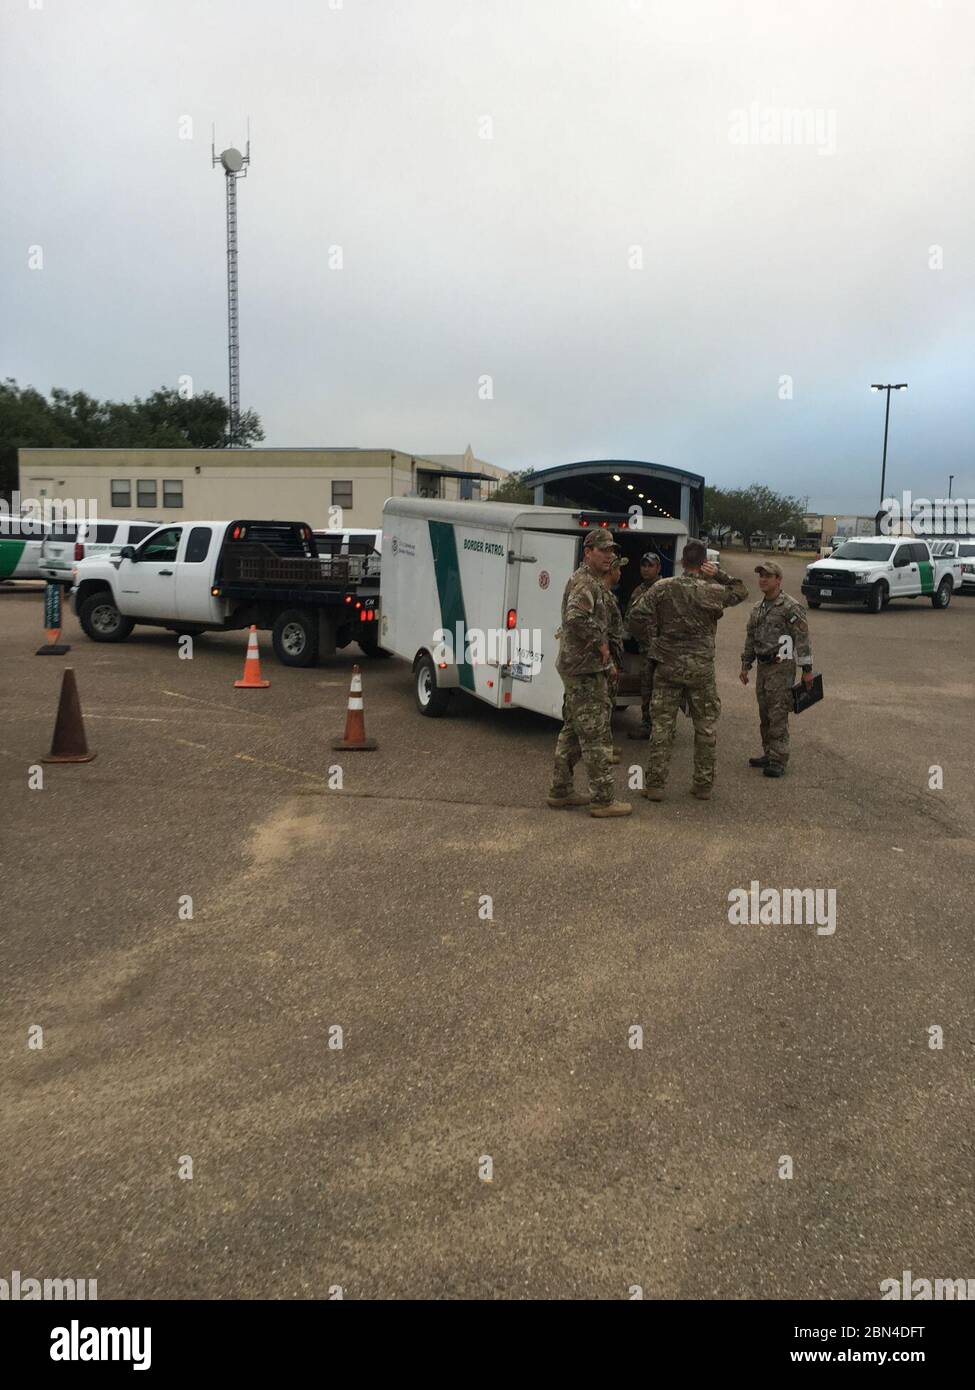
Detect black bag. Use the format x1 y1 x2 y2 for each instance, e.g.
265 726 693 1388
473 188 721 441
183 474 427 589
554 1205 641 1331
792 672 823 715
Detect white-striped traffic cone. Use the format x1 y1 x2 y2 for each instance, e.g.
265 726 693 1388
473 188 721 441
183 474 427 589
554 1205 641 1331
332 665 377 750
234 625 270 688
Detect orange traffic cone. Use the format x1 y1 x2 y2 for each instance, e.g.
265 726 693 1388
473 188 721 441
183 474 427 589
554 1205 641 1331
42 668 96 763
332 665 377 751
234 625 270 688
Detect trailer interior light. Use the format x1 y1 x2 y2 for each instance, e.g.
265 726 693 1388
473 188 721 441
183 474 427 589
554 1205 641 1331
355 600 362 608
612 474 621 481
344 594 352 603
506 609 517 629
211 587 220 596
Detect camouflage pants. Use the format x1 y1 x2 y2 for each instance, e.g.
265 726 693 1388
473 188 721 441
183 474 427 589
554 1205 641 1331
646 675 721 790
639 656 656 729
550 672 614 805
757 659 795 767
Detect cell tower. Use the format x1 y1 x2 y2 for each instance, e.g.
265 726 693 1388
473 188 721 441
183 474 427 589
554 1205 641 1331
212 126 251 445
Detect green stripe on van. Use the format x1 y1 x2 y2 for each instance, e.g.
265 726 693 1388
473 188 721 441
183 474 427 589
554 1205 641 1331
428 520 475 692
0 539 27 579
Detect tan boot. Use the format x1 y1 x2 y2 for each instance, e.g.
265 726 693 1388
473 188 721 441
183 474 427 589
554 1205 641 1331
546 792 591 809
642 787 665 801
590 800 633 818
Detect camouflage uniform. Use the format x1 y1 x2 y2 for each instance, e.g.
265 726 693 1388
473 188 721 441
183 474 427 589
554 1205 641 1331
625 577 658 731
628 568 748 790
606 589 625 705
742 591 812 769
550 561 615 805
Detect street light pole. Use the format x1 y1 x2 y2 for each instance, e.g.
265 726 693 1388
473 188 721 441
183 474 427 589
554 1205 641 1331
948 474 954 499
870 383 908 516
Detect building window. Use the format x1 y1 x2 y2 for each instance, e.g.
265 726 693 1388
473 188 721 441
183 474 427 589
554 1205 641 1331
332 480 353 509
137 480 157 508
111 479 131 508
163 480 183 508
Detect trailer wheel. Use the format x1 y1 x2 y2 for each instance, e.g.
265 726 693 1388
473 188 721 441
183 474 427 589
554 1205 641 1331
78 591 135 642
931 579 952 609
272 609 319 667
414 654 451 717
806 598 821 609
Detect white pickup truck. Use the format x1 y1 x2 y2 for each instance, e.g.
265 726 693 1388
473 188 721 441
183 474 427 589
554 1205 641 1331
802 536 962 613
72 518 381 664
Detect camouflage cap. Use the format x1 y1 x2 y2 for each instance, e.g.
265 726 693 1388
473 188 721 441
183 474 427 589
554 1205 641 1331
583 528 619 551
755 560 783 577
641 550 662 566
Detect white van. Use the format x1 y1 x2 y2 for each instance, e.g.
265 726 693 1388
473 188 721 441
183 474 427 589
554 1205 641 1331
40 518 164 585
0 515 60 581
381 498 689 720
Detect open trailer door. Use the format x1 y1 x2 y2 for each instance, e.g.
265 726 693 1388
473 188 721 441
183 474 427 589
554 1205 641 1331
505 527 580 720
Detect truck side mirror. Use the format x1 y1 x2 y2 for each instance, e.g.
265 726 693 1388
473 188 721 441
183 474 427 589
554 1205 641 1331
119 545 136 561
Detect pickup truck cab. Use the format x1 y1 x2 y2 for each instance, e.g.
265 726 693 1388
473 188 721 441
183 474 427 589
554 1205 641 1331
932 538 975 590
802 537 962 613
72 519 380 665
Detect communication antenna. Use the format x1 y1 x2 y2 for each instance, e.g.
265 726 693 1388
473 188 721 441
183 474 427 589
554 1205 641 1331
212 122 251 445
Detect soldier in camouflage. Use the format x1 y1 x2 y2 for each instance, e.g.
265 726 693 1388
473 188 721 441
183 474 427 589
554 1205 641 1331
627 539 748 800
548 529 632 818
603 556 628 764
624 551 662 740
740 560 814 778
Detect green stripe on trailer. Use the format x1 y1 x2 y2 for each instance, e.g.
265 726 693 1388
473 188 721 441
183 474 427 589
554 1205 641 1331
0 538 27 579
918 561 934 594
428 520 476 692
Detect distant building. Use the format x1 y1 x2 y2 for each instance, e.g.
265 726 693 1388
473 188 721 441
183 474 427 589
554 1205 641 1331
17 444 507 530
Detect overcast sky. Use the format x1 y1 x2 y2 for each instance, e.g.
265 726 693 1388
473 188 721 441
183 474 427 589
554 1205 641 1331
2 0 973 511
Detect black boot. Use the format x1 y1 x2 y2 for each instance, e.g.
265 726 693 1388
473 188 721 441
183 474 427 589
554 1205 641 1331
749 754 769 768
763 764 785 778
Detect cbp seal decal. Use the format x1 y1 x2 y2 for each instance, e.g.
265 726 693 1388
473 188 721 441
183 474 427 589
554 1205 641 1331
539 570 550 590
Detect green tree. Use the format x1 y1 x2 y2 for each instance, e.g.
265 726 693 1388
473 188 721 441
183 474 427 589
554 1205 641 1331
705 483 804 551
0 380 263 500
489 468 535 504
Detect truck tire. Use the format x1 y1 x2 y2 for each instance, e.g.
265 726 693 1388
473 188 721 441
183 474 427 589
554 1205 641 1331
867 582 887 614
931 578 952 609
414 654 451 717
272 609 319 667
78 591 135 642
807 598 821 609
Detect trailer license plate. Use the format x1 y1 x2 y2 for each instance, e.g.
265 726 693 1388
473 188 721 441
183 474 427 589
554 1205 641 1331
820 588 832 597
511 661 534 682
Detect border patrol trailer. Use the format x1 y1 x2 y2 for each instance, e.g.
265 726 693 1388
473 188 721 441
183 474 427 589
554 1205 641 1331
380 497 689 720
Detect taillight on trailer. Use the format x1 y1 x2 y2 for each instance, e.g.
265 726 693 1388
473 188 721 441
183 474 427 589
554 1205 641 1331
506 609 517 629
344 594 352 604
74 543 84 561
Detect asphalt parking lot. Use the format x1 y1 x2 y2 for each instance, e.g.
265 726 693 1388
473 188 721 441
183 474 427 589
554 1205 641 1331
1 552 972 1300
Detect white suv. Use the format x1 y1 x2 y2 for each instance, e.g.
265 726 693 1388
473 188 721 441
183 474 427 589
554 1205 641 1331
41 519 163 585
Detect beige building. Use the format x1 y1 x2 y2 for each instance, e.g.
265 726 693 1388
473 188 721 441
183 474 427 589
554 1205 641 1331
17 444 507 530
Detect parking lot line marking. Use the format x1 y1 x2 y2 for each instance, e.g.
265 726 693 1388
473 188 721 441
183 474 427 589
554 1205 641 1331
161 689 274 719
